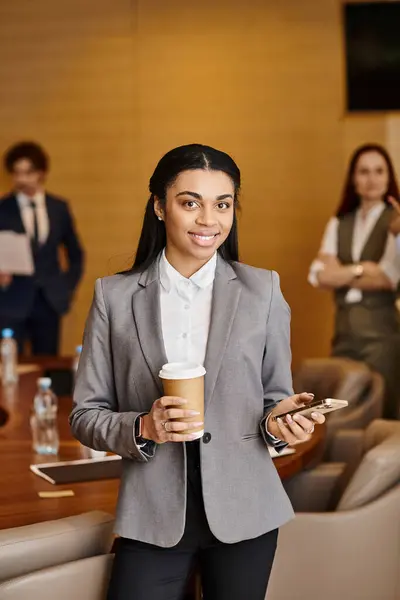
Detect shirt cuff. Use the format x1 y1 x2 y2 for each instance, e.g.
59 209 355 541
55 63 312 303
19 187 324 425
379 261 399 289
133 413 157 461
308 260 325 287
260 413 289 453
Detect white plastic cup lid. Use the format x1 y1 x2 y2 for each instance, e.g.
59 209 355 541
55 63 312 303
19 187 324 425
159 362 206 380
37 377 52 388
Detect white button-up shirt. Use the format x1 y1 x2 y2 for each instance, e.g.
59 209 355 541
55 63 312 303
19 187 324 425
159 250 216 365
308 203 400 303
135 251 281 452
16 191 49 245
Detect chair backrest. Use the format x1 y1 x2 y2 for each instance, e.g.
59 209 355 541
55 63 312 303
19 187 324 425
0 554 114 600
364 418 400 452
362 370 385 423
293 357 371 405
324 369 385 448
0 511 114 583
337 421 400 511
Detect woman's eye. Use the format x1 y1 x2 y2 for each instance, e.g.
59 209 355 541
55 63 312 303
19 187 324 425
185 201 198 209
217 202 230 210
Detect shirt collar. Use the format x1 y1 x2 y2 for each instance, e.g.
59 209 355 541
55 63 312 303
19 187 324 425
16 191 45 209
159 249 217 293
356 201 386 221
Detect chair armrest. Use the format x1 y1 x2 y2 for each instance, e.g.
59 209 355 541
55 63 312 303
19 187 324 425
0 554 114 600
0 511 114 583
267 486 400 600
328 429 364 464
283 463 346 512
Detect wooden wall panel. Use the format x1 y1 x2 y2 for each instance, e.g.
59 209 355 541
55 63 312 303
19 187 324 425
0 0 139 353
136 0 344 364
0 0 395 367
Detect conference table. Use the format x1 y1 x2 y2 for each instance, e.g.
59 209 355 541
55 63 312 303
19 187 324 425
0 358 326 531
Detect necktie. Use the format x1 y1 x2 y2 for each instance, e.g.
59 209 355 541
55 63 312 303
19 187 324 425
29 200 39 251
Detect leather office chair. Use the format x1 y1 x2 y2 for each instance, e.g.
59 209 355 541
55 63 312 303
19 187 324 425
0 511 114 583
293 357 384 454
328 417 400 472
0 554 114 600
267 420 400 600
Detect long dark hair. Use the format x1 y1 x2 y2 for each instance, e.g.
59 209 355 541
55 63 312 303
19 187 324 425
132 143 241 272
336 143 399 217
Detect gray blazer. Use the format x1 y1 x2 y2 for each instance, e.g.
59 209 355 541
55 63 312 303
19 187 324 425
70 257 294 547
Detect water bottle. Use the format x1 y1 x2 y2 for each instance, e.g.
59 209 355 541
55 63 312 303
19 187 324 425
72 345 82 379
1 328 18 385
30 377 59 455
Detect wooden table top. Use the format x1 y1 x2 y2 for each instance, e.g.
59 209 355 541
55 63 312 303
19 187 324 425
0 361 325 530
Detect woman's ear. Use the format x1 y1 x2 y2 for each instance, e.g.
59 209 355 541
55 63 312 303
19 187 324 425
154 197 164 221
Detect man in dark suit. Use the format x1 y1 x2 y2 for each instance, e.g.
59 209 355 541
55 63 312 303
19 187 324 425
0 141 84 354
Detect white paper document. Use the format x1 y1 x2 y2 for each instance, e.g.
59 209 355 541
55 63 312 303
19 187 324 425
268 446 296 458
0 232 34 275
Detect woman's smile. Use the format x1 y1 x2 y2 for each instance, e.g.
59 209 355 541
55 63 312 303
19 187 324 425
188 231 220 247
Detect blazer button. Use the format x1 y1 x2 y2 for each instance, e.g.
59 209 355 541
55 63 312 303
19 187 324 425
203 432 212 444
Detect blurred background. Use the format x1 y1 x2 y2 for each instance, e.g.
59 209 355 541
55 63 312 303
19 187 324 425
2 4 400 599
1 0 400 365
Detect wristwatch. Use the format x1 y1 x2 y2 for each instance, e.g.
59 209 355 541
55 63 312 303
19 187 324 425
134 414 147 444
351 263 364 279
134 414 156 458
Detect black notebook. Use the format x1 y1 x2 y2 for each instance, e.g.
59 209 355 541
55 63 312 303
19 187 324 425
30 455 122 485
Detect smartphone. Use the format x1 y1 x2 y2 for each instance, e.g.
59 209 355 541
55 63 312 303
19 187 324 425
271 398 348 421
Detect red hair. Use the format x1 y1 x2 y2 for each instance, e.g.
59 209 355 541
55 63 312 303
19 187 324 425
336 143 399 217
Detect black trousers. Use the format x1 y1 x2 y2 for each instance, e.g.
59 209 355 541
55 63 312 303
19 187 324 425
0 290 60 355
107 443 278 600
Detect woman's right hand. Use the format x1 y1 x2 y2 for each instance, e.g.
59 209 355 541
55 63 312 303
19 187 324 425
141 396 203 444
388 196 400 235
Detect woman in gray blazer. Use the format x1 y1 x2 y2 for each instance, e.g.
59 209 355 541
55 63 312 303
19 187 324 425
70 144 325 600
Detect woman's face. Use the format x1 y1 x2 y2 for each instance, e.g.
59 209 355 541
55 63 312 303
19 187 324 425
353 151 389 203
155 169 235 265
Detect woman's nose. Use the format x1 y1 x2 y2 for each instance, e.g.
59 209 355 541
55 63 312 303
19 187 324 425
196 209 216 226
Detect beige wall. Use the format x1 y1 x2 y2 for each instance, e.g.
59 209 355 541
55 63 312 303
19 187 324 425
0 0 396 367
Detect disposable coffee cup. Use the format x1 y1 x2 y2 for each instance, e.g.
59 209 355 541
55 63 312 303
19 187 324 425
159 362 206 440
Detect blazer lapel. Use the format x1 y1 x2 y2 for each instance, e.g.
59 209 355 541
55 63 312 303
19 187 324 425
204 257 241 411
43 195 56 245
4 195 26 234
131 260 167 396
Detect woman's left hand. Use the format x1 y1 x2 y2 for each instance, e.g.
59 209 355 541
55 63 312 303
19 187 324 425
266 392 325 445
388 196 400 235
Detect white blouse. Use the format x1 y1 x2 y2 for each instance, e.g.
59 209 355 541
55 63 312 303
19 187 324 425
308 203 400 303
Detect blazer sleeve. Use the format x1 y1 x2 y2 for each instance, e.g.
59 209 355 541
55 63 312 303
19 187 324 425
62 202 85 292
69 279 152 462
259 270 294 450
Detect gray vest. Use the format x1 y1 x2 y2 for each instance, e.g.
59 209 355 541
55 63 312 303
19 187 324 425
335 207 396 309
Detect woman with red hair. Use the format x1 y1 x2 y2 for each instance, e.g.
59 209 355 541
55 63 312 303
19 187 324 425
309 144 400 419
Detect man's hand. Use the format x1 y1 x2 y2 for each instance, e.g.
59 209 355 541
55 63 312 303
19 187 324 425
0 272 12 288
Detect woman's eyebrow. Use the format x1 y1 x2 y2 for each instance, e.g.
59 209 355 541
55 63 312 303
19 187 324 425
215 194 234 200
175 191 233 200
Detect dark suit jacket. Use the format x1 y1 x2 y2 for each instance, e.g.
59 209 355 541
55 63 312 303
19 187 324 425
0 192 84 319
